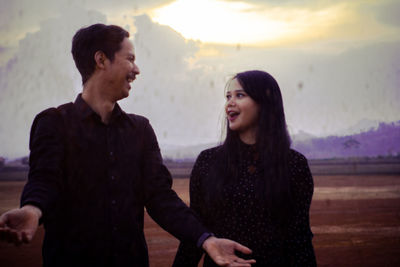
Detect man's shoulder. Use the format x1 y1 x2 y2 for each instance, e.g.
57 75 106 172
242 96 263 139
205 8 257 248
31 102 76 131
124 112 150 127
35 102 73 117
34 107 63 121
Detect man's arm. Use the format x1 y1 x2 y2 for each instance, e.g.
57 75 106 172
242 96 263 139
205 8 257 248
20 108 65 215
0 108 64 246
139 119 255 266
173 151 208 266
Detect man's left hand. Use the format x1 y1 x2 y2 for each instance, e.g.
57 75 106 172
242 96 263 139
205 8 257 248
202 236 256 267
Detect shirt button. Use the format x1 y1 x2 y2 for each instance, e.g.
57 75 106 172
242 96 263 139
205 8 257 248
109 151 115 162
111 200 116 205
113 226 118 232
111 175 115 180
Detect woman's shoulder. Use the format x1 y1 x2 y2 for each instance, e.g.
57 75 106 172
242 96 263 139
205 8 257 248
288 148 309 165
288 149 313 188
197 145 223 161
190 145 222 180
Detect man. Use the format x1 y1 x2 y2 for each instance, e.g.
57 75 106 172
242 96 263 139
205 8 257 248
0 24 255 267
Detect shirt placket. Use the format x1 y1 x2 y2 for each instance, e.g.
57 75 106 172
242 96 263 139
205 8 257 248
106 125 120 250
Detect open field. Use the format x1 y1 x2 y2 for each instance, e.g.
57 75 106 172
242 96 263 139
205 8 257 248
1 174 400 266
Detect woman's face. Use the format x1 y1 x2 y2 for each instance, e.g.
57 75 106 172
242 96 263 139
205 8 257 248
225 78 260 143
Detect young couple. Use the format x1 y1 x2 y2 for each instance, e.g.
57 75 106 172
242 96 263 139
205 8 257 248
0 24 316 267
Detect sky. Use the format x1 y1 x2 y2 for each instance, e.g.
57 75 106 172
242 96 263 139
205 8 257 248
0 0 399 158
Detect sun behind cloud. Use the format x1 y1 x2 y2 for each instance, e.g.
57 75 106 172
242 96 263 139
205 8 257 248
150 0 346 46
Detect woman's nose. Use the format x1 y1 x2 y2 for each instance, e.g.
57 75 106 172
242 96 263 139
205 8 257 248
227 98 236 107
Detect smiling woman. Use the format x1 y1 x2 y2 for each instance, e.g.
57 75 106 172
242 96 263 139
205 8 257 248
150 0 344 45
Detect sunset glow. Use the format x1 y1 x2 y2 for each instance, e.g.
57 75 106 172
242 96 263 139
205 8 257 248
151 0 345 45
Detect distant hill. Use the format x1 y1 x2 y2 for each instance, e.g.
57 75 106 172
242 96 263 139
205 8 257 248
292 121 400 159
162 121 400 160
2 121 399 162
161 142 218 160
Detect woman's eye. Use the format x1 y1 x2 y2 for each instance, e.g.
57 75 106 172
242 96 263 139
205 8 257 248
226 95 231 100
237 93 245 98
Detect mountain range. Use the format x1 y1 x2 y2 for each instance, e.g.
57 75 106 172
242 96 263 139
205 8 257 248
161 120 400 160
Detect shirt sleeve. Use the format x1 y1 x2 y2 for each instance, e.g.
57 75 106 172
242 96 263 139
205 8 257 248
285 152 317 266
140 119 209 246
173 151 209 266
20 108 65 223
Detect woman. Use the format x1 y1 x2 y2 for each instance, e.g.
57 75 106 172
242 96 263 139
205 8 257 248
173 70 316 266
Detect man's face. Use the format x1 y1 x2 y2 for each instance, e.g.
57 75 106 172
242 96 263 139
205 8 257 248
103 38 140 101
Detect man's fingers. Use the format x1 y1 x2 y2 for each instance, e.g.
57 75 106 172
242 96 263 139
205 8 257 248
233 242 253 254
13 231 24 246
0 228 7 240
0 217 6 228
21 231 32 243
6 229 15 243
229 257 256 267
233 258 256 264
229 263 252 267
229 263 251 267
214 257 230 266
0 228 22 245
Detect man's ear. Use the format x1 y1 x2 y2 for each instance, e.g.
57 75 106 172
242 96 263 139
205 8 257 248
94 51 107 69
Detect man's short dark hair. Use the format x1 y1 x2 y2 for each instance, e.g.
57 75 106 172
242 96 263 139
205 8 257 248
71 24 129 84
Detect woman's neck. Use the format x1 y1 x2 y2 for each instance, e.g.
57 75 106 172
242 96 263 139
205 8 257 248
239 128 257 145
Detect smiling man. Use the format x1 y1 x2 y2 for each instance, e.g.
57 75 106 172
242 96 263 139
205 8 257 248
0 24 255 267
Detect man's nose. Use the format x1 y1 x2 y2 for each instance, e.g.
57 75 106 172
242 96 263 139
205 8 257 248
134 64 140 75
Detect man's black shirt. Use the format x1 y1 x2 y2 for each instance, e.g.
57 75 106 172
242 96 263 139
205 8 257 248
21 94 208 266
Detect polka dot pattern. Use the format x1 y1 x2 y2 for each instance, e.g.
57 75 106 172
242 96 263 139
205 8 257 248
174 144 316 267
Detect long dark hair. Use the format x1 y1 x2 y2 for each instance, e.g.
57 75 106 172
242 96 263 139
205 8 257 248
206 70 293 225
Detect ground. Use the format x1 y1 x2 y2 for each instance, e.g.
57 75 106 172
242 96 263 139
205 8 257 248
0 174 399 266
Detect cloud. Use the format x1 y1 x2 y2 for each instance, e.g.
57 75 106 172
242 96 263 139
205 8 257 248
373 0 400 27
0 0 399 159
192 39 400 137
0 11 226 158
120 14 225 149
0 6 106 158
0 0 172 48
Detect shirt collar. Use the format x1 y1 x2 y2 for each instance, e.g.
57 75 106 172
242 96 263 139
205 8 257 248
74 94 124 122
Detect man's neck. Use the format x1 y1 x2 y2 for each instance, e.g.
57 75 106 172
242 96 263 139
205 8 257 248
82 80 115 124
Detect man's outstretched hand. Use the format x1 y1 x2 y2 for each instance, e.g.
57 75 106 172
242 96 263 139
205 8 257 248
202 236 256 267
0 205 41 246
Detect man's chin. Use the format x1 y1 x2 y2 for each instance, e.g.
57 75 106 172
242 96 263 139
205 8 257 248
122 90 130 99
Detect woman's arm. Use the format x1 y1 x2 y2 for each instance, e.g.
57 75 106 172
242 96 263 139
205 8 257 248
285 152 317 266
